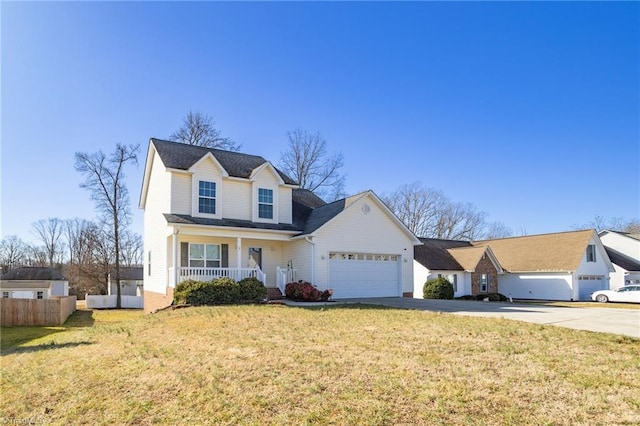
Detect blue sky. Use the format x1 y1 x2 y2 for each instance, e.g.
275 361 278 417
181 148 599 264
2 1 638 244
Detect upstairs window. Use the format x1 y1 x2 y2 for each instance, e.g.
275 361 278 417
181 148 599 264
37 291 44 299
586 244 596 262
198 181 216 214
258 188 274 219
189 243 220 268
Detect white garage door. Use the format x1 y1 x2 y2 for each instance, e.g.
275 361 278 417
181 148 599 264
328 252 400 298
578 275 606 301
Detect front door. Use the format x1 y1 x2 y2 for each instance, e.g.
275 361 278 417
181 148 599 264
248 248 262 269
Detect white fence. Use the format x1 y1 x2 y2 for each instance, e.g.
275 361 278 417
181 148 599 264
85 295 143 309
168 267 266 286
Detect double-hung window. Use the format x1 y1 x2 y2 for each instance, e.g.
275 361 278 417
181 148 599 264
189 243 221 268
586 244 596 262
258 188 273 219
199 181 216 214
480 274 490 293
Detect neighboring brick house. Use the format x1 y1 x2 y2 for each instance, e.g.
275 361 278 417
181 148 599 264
139 138 421 312
413 239 502 298
414 229 614 301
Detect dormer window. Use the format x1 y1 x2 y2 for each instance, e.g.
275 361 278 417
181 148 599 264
198 181 216 214
258 188 273 219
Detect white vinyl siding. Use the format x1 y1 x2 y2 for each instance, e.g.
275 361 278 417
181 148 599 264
191 156 224 219
313 195 414 295
170 173 191 215
222 180 251 221
143 151 173 294
278 187 293 224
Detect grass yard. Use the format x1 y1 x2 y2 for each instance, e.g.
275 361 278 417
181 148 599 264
1 305 639 425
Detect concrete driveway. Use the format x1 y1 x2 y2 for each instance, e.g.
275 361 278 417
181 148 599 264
340 298 640 338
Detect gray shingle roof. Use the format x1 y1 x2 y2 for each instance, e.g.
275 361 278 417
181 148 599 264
164 214 301 232
300 198 346 235
292 189 327 229
109 267 144 281
1 267 66 281
414 238 472 271
151 138 297 185
605 247 640 272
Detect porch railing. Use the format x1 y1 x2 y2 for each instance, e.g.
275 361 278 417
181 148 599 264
169 267 266 286
276 267 297 297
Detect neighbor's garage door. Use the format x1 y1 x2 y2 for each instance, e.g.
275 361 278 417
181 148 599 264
578 275 606 301
328 252 400 298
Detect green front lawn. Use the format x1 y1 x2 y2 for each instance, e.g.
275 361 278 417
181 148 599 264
1 305 639 425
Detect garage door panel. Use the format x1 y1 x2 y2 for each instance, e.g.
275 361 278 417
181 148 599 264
328 252 400 298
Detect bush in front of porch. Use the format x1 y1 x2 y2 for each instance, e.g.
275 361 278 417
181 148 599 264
285 281 333 302
173 277 267 306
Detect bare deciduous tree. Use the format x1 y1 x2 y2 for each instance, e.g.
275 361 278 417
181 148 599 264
279 128 346 201
381 183 446 238
482 221 514 239
383 182 505 241
120 230 143 267
573 215 640 233
434 202 487 241
171 111 241 151
32 218 65 267
0 235 28 273
75 144 139 308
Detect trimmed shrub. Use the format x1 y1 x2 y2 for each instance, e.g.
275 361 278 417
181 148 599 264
455 295 476 301
423 277 454 300
238 277 268 302
285 281 333 302
173 277 267 305
476 292 508 302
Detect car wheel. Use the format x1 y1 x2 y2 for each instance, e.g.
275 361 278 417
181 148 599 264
595 294 608 303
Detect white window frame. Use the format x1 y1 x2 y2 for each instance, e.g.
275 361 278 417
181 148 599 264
189 243 221 268
198 180 217 215
586 244 596 262
480 274 489 293
258 188 274 219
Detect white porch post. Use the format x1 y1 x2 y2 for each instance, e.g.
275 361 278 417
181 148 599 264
172 227 179 288
236 237 242 278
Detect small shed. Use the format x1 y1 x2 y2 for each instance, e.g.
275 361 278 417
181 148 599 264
108 267 144 296
0 267 69 299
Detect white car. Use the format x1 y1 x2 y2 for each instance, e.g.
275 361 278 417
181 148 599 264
591 285 640 303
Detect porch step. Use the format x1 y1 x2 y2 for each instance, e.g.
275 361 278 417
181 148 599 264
267 287 284 300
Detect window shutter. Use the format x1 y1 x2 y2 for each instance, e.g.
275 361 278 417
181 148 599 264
181 242 189 267
221 244 229 267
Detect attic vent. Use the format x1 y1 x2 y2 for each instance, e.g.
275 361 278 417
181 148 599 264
361 203 371 215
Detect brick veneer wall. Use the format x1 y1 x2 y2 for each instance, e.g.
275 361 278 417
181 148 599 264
144 287 174 314
470 254 499 295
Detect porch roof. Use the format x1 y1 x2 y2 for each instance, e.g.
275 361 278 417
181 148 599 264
164 213 301 233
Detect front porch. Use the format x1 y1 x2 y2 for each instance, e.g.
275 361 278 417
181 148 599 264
167 266 297 299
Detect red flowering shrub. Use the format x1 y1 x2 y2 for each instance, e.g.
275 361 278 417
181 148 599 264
285 281 333 302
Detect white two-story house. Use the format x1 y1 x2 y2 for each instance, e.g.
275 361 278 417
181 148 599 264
139 138 421 312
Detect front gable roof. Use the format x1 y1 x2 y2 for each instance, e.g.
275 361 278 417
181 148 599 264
294 190 421 244
447 245 503 273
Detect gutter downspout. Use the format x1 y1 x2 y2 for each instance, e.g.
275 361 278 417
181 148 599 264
172 226 180 290
305 236 316 285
